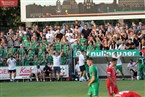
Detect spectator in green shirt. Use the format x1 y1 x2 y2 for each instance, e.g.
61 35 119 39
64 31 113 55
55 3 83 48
3 45 8 58
22 32 29 46
9 45 16 55
40 54 47 66
79 34 87 44
24 55 31 66
26 42 34 51
31 37 38 50
47 53 53 65
73 40 80 51
18 44 26 56
95 37 102 50
28 49 35 60
38 48 44 59
80 42 87 51
33 56 40 66
38 42 46 52
55 38 61 52
87 41 95 51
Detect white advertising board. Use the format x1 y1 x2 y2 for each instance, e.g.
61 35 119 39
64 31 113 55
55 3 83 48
0 65 69 80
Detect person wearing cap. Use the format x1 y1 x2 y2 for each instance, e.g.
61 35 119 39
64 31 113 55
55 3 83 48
7 55 17 82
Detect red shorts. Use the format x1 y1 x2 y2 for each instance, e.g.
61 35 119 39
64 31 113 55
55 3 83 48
107 84 119 95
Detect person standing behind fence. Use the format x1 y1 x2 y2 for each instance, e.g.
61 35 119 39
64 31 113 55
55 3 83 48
127 59 137 80
50 50 63 81
7 55 17 82
78 50 86 81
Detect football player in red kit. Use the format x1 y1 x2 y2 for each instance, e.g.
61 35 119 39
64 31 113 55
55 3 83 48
106 58 119 97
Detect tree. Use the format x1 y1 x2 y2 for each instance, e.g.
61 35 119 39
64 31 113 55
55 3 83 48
0 0 22 27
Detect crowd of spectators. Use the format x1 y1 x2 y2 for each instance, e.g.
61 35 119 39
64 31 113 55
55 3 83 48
0 21 145 66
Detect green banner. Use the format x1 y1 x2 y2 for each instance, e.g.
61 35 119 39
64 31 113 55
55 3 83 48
73 50 140 57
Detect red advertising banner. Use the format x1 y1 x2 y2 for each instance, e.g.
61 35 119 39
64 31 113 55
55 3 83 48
140 50 145 56
0 0 18 7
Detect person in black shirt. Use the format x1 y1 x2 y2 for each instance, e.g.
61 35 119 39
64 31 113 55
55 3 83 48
126 39 135 49
82 24 91 39
42 63 52 82
133 35 139 49
56 30 63 40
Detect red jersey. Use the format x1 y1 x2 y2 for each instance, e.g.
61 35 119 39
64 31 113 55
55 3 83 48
106 65 117 85
115 91 141 97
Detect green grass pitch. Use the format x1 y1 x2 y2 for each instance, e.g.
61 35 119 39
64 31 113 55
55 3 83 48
0 80 145 97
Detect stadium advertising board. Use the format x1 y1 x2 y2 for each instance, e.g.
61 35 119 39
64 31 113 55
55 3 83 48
0 0 18 7
0 65 69 80
21 0 145 22
74 50 140 57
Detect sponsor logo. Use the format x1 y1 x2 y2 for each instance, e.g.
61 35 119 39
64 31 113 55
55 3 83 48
0 69 8 74
19 67 32 76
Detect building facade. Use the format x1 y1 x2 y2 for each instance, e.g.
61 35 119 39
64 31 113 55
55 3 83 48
118 0 145 10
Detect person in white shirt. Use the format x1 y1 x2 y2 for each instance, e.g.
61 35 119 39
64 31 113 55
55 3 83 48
118 41 126 50
127 59 137 80
69 35 77 49
7 56 17 82
75 61 81 80
105 52 125 80
29 65 43 82
65 29 73 41
78 50 86 81
50 50 63 81
46 31 54 43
